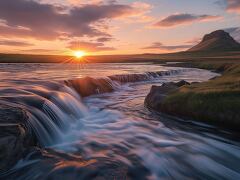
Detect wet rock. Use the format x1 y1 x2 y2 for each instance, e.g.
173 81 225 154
0 124 25 171
109 74 150 83
145 81 190 110
0 103 35 171
145 85 176 110
175 80 190 87
65 77 115 97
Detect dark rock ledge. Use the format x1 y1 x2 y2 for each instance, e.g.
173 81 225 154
0 103 36 171
145 80 190 110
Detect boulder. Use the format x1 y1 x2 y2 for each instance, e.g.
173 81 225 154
145 81 190 110
65 77 115 97
0 124 25 171
0 103 35 171
175 80 190 87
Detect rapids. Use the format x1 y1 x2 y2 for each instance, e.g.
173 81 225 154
1 63 240 179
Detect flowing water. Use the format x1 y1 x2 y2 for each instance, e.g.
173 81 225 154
1 63 240 180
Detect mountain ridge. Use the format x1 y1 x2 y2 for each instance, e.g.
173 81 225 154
188 30 240 52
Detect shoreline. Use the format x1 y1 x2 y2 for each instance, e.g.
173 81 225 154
145 62 240 131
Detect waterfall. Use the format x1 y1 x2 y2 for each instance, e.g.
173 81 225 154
0 69 187 147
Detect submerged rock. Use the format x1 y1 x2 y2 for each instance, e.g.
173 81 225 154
0 103 35 171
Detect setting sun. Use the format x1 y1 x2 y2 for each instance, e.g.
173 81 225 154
74 51 85 59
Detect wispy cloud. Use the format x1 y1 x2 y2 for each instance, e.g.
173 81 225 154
21 48 63 55
96 37 113 42
224 27 240 42
153 13 221 28
142 42 192 51
0 39 34 46
215 0 240 14
68 41 115 52
226 0 240 14
185 37 202 45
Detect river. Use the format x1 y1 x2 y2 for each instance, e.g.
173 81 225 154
1 63 240 179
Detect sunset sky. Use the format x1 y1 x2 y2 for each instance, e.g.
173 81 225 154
0 0 239 55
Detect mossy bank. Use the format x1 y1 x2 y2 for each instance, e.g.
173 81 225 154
145 63 240 130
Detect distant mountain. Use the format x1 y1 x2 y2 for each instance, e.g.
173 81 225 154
188 30 240 52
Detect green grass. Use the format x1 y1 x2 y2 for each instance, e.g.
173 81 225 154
160 64 240 129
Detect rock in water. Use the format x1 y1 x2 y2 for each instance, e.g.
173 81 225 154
0 103 35 171
145 80 190 110
65 77 115 97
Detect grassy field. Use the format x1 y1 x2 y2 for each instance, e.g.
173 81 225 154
1 51 240 63
160 63 240 129
0 53 67 63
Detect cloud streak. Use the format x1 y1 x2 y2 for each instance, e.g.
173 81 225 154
68 41 115 52
142 42 192 51
96 37 113 42
21 49 61 54
226 0 240 14
0 39 34 46
224 27 240 42
153 13 221 28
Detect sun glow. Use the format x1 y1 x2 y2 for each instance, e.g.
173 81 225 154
74 51 85 59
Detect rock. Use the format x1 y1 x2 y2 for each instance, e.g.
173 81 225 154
65 77 115 97
109 74 150 83
0 124 25 171
0 103 35 171
145 81 190 110
175 80 190 87
145 83 175 110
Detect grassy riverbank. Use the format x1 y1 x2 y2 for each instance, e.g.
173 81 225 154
160 63 240 129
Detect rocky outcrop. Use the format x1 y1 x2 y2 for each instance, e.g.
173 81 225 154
65 77 116 97
145 80 190 111
0 103 36 171
64 70 186 97
108 70 181 83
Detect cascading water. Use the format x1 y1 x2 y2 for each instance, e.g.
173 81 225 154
0 80 90 146
0 67 190 147
2 63 240 179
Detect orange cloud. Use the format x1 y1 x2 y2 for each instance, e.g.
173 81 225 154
0 39 34 46
68 41 115 52
153 13 222 28
142 42 192 51
0 0 148 40
226 0 240 14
